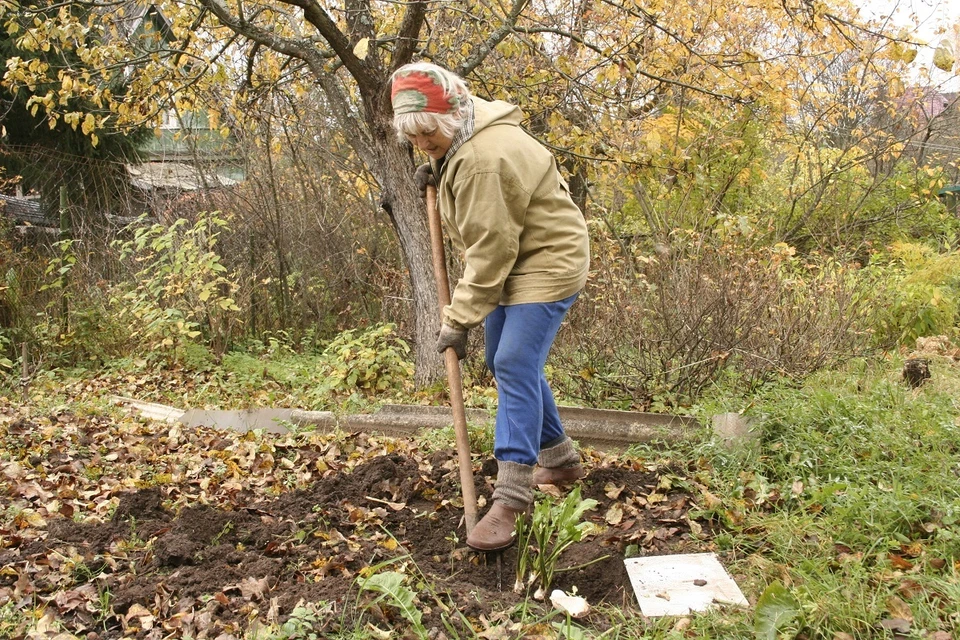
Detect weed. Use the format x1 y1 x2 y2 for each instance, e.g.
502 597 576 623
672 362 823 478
514 486 599 599
246 600 333 639
358 570 427 638
211 520 235 545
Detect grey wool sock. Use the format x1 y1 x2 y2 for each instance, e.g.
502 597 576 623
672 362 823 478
492 461 534 511
538 436 580 469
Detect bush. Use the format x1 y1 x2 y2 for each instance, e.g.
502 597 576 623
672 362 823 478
865 242 960 348
108 213 242 361
552 229 874 409
312 323 413 398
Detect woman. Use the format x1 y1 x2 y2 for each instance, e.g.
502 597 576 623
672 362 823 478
390 62 590 552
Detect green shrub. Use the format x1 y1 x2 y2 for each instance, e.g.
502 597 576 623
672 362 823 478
311 323 413 399
109 213 242 362
866 242 960 347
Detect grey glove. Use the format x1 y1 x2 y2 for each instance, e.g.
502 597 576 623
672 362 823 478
436 324 468 360
414 163 436 198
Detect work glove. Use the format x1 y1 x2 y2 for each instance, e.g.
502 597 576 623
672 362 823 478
436 324 468 360
414 163 436 198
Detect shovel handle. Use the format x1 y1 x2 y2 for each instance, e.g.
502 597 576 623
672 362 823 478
426 184 479 534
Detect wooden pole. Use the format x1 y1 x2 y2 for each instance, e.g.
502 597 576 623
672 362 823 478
59 186 69 330
425 185 479 534
21 342 29 406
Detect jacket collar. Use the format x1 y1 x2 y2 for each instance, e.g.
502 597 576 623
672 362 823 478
436 100 475 176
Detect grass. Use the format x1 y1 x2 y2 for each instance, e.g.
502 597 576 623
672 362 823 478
669 353 960 638
4 350 960 638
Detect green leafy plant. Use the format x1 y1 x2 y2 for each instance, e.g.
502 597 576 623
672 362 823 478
358 570 427 639
310 323 413 400
753 581 801 639
109 213 241 360
246 601 333 640
515 486 599 599
867 242 960 347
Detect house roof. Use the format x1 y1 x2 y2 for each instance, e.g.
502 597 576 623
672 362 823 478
126 162 238 191
0 194 52 227
107 1 174 46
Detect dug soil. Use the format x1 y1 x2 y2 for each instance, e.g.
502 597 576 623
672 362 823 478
13 447 710 638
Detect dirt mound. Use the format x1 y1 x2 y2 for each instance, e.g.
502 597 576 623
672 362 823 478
15 451 707 638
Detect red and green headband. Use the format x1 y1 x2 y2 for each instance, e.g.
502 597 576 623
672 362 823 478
391 69 462 115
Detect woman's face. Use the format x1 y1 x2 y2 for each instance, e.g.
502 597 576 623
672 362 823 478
406 128 453 161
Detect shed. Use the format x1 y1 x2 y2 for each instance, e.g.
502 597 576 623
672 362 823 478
938 185 960 215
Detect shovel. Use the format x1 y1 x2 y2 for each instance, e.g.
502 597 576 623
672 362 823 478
426 184 480 534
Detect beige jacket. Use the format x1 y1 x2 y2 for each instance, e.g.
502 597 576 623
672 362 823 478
433 97 590 330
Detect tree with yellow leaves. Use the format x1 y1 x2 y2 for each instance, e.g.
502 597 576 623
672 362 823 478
2 0 956 383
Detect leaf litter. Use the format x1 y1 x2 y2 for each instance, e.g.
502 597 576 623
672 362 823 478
0 395 711 638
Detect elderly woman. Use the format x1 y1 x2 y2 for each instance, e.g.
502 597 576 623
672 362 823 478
390 62 590 552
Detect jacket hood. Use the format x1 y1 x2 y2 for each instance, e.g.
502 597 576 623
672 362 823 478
472 96 522 134
437 97 522 172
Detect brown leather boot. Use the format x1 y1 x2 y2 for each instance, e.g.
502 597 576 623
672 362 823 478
533 463 585 486
533 436 584 486
467 461 534 552
466 501 527 551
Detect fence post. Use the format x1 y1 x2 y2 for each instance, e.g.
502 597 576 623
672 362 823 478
20 341 29 405
59 185 70 331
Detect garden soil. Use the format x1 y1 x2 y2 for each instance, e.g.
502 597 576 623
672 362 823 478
13 446 711 638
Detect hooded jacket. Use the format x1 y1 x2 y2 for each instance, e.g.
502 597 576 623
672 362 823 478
432 97 590 330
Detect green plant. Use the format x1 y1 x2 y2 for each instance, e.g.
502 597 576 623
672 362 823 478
0 599 28 638
308 323 413 402
246 600 333 640
514 486 599 599
679 358 960 637
867 242 960 347
109 213 242 361
753 581 802 639
358 569 427 639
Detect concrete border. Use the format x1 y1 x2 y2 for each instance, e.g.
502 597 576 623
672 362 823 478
111 396 703 450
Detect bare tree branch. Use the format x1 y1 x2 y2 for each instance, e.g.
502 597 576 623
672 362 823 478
391 0 428 71
282 0 377 87
457 0 530 77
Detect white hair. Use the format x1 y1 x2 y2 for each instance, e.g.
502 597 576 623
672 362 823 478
391 62 471 143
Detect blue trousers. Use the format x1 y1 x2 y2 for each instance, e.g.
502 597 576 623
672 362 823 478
484 293 578 465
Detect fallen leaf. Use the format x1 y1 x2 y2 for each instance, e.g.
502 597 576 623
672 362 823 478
239 576 271 600
125 603 156 631
53 584 98 613
538 484 563 498
379 537 399 551
897 579 922 599
886 595 913 621
880 618 911 633
605 504 623 525
604 483 625 499
365 496 406 511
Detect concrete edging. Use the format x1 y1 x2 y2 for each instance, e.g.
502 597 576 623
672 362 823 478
111 396 710 450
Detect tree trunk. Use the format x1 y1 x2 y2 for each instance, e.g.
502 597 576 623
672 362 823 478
369 112 445 386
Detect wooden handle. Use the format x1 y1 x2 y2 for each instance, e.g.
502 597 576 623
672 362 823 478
425 184 479 534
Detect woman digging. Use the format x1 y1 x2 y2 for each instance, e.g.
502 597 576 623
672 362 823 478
389 62 591 552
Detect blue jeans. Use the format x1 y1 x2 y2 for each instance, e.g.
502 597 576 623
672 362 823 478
484 293 578 465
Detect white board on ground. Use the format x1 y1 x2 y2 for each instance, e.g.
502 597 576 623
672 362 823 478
624 552 749 616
